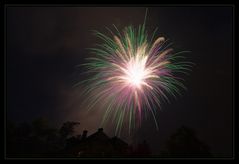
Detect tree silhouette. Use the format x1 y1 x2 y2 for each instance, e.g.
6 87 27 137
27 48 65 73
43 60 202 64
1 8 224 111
32 117 49 137
59 121 80 139
6 118 64 157
161 126 212 157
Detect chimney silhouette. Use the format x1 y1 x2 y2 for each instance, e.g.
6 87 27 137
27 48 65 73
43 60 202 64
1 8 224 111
98 128 103 132
82 130 88 140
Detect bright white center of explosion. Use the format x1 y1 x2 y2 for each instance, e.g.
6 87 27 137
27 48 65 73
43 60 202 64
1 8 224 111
123 55 152 89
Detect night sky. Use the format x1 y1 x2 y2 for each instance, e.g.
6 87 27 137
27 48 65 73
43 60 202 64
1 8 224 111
6 6 233 157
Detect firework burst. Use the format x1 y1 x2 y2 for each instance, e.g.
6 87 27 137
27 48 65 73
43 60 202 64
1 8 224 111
76 10 193 135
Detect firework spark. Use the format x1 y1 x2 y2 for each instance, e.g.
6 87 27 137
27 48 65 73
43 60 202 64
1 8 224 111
76 11 193 135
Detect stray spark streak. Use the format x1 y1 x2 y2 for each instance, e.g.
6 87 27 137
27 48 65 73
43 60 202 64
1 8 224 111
76 10 193 135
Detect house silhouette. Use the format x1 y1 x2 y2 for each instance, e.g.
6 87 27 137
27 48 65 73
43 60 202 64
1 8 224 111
64 128 129 157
